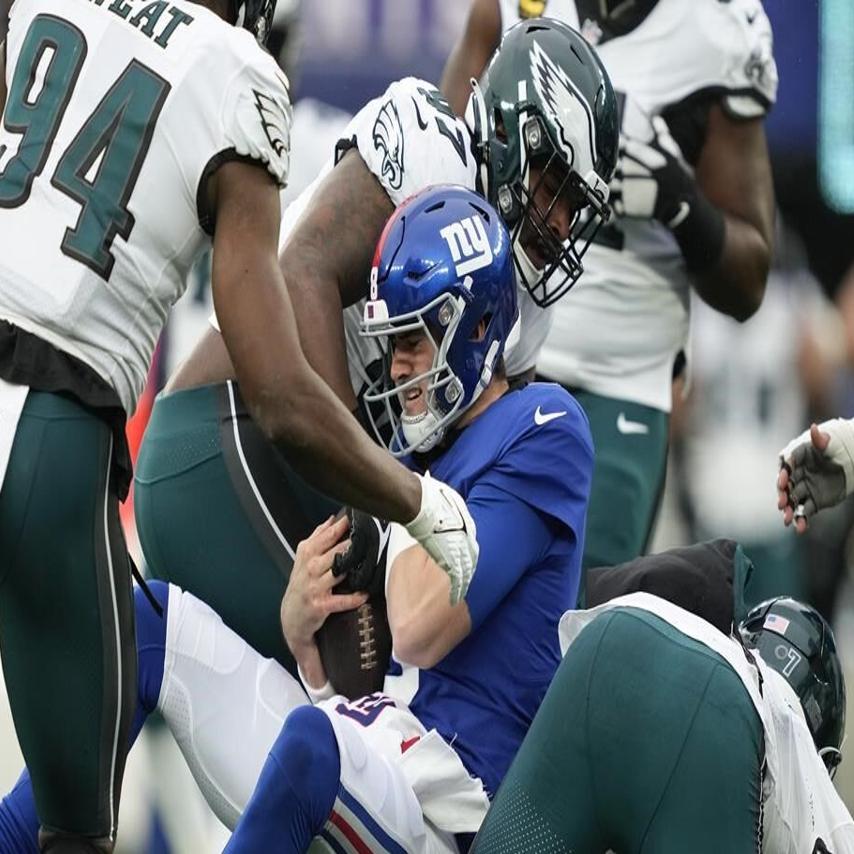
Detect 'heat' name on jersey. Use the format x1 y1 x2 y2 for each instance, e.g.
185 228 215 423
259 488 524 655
86 0 194 48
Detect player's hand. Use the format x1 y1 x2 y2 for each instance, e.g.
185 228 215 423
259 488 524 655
405 472 478 606
281 515 369 655
777 420 854 533
610 115 695 228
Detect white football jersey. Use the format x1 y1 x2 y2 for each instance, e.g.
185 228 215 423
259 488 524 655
503 0 779 410
0 0 291 415
560 593 854 854
209 77 550 391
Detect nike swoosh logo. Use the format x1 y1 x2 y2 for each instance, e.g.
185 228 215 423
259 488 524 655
411 97 428 131
375 518 392 558
617 412 649 435
534 406 567 426
666 200 691 229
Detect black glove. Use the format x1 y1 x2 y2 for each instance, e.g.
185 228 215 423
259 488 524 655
332 507 386 597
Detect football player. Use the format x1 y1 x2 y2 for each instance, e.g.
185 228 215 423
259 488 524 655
474 591 854 853
0 185 594 851
443 0 778 576
0 1 476 850
778 418 854 533
132 17 618 669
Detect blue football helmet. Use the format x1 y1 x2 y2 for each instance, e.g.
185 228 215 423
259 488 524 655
361 185 520 456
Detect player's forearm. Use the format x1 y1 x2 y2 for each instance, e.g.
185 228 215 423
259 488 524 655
289 639 329 693
440 45 479 117
439 0 501 117
253 365 422 523
387 545 471 667
215 267 421 523
691 213 770 322
283 254 358 410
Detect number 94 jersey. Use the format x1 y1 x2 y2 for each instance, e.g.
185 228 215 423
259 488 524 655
0 0 291 415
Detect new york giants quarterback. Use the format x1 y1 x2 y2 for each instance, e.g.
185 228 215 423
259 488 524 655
0 186 594 853
132 17 618 675
229 185 593 852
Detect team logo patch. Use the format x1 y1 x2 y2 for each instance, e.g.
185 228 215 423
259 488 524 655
253 90 289 159
440 215 493 277
529 40 597 170
372 99 405 191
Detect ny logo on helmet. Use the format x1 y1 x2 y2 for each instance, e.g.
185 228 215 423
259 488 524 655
440 216 494 277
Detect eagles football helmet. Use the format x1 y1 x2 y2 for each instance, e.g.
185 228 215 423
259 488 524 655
233 0 277 45
466 18 619 307
361 185 519 456
740 597 847 778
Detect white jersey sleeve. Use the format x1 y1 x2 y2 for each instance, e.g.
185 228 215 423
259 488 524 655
685 0 777 119
185 36 291 234
760 667 854 854
219 53 292 188
350 77 477 208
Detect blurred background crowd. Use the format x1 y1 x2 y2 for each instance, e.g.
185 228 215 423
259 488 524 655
0 0 852 850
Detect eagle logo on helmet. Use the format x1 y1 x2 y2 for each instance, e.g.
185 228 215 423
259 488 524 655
529 40 597 172
372 100 405 191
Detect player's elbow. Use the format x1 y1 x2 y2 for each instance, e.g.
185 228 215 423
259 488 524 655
390 613 445 669
726 224 771 322
391 609 469 669
393 632 443 670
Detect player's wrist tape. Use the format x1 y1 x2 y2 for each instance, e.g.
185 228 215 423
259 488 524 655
669 190 726 273
297 664 336 703
821 418 854 495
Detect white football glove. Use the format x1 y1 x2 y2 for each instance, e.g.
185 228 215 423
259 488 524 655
405 472 478 605
779 418 854 521
610 115 695 228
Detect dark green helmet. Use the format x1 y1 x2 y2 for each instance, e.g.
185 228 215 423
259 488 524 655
233 0 277 45
740 597 846 778
466 18 619 306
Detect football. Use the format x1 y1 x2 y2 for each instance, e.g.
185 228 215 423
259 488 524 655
315 508 393 700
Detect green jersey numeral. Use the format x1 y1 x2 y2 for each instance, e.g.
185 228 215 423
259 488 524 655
0 15 171 280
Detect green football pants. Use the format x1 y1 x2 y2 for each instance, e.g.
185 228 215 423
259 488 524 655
134 382 337 672
473 607 763 854
0 391 136 839
571 390 669 572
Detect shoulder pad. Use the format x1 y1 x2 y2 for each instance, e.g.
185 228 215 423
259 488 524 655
221 48 293 187
351 78 476 207
697 0 777 116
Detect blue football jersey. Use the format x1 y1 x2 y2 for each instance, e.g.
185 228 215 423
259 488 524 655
388 382 593 796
